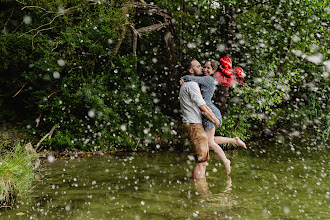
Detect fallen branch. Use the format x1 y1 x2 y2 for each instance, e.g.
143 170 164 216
48 125 57 139
35 125 57 151
12 82 27 98
35 133 49 151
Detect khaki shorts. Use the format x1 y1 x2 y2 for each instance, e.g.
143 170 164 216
183 123 209 163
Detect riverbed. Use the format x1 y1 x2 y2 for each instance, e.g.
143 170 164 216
1 138 329 219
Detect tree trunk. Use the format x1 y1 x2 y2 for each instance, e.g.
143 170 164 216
215 5 237 116
132 2 179 118
162 27 179 119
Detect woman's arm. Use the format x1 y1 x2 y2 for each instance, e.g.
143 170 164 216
183 75 212 87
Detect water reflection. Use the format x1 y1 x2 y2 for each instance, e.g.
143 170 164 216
194 178 209 201
194 176 235 219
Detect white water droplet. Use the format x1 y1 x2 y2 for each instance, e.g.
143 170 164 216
53 71 60 79
23 16 32 24
57 59 66 66
48 155 55 163
88 109 95 118
120 124 127 131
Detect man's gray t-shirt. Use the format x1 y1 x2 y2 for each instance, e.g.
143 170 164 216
179 81 206 124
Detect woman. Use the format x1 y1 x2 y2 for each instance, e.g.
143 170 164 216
182 58 246 175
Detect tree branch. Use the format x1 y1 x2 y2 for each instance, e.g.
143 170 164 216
32 26 55 49
3 9 14 34
19 14 61 37
21 5 56 14
136 23 169 34
12 82 27 98
35 113 42 128
48 90 59 98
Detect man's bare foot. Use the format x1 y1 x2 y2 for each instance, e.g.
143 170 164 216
224 159 231 176
234 137 247 149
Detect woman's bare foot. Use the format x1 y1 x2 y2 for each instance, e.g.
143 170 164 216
224 159 231 176
234 137 247 149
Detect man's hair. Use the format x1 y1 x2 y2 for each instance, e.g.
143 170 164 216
186 59 197 72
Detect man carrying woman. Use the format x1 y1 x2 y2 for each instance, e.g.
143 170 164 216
179 59 221 179
180 57 246 177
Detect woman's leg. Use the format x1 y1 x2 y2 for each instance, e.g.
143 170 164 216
214 136 247 149
206 128 231 175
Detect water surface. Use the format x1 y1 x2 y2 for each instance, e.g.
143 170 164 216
1 139 329 219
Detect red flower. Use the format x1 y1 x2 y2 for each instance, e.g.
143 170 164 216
219 56 232 69
219 56 233 77
234 67 244 82
215 71 237 87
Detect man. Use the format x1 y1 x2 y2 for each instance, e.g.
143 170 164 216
179 59 220 179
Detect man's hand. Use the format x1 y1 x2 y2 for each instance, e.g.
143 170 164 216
199 104 220 127
214 118 220 128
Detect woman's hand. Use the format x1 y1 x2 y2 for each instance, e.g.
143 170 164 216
179 77 184 86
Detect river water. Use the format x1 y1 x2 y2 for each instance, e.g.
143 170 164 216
1 138 329 219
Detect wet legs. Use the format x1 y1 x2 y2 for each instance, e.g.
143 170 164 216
206 128 231 175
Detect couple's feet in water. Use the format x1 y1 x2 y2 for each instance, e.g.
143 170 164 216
223 137 246 176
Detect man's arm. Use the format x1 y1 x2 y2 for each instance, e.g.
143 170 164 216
187 82 220 127
199 104 220 128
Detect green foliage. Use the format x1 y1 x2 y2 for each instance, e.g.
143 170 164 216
0 0 328 151
232 0 330 142
149 0 329 143
0 0 171 150
0 142 37 206
37 55 171 150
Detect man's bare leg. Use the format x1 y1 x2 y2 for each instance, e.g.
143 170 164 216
206 128 231 175
214 136 247 149
193 161 206 179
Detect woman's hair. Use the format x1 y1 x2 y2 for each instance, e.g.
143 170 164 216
206 59 218 71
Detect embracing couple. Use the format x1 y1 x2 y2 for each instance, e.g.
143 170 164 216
179 58 246 179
